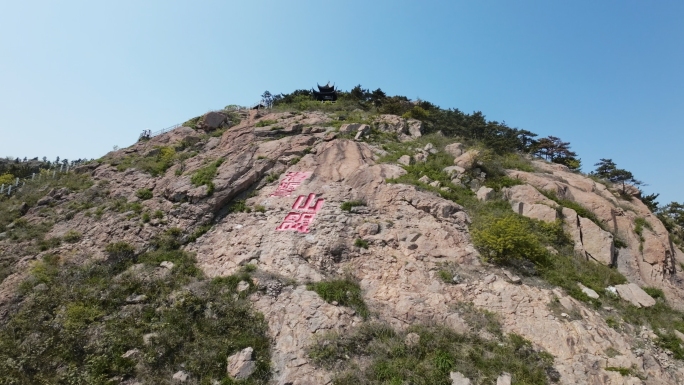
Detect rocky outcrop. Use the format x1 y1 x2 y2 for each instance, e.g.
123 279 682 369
614 283 656 308
506 161 684 308
226 347 256 380
453 149 480 170
3 110 684 385
374 114 423 141
198 111 229 131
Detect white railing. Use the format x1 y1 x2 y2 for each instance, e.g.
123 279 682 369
1 165 73 197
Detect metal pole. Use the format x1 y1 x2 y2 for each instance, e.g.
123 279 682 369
7 185 11 195
53 170 56 178
0 184 3 193
32 173 35 180
15 178 19 186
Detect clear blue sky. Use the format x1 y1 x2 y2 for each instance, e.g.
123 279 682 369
1 1 683 204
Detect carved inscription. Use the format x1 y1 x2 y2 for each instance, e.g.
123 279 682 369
270 171 312 197
276 193 325 233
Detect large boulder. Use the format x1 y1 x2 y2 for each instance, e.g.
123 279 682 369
199 111 228 130
453 150 480 169
615 283 656 308
502 184 558 223
476 186 495 202
339 123 370 134
227 347 256 379
444 142 465 158
562 208 614 266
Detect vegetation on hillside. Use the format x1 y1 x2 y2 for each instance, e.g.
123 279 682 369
309 318 556 384
0 229 271 384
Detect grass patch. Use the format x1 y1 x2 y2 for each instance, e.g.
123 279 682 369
340 200 366 212
187 224 212 243
182 116 201 129
354 238 369 249
309 322 555 385
227 199 251 214
484 175 525 191
62 230 82 243
265 172 281 184
190 158 224 195
135 188 153 200
114 146 176 177
255 119 277 127
307 277 369 319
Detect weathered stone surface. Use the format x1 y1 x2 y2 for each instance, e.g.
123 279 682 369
496 373 512 385
578 283 600 299
443 165 465 177
561 208 614 266
374 115 422 141
453 149 479 169
449 371 471 385
172 370 189 382
615 283 656 308
398 155 412 166
405 332 420 347
476 186 495 202
227 347 256 380
444 142 464 158
424 143 437 154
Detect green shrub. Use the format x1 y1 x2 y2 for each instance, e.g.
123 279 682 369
605 367 634 377
150 227 183 251
484 176 524 191
308 278 369 319
105 241 135 262
437 270 453 284
182 116 201 129
141 212 150 223
265 172 281 183
153 210 163 219
354 238 369 249
191 159 224 195
643 287 665 300
255 119 277 127
38 236 62 251
62 230 82 243
135 188 153 200
341 200 366 212
117 146 177 176
187 224 212 243
614 237 628 249
254 205 266 213
227 199 250 213
472 214 549 266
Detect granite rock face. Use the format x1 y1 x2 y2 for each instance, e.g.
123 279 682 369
2 110 684 385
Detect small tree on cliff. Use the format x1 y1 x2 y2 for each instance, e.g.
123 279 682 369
531 136 581 171
592 158 643 195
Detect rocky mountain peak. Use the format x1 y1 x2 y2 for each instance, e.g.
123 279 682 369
1 106 684 384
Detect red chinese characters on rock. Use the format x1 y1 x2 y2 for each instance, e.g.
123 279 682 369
276 193 325 233
270 171 312 197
